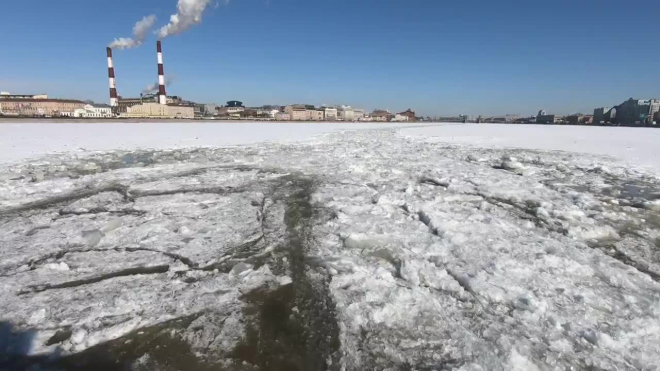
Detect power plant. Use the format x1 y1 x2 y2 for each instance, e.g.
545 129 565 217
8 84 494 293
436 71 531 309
157 41 167 105
105 41 194 118
106 47 118 108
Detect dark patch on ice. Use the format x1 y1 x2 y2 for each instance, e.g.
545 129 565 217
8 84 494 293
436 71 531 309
17 314 215 371
46 329 72 346
25 225 50 236
231 175 340 371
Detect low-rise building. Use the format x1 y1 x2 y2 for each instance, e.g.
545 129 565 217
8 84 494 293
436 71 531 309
537 114 559 124
354 109 365 121
536 110 560 124
309 109 324 121
397 109 416 122
275 112 291 121
73 104 113 118
371 109 391 122
566 114 583 125
227 106 245 119
394 113 409 122
0 98 85 116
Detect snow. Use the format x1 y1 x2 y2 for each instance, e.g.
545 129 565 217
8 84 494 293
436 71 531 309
1 122 660 369
0 121 412 165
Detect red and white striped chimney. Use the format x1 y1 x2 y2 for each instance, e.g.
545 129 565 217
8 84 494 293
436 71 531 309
157 41 167 105
106 47 118 107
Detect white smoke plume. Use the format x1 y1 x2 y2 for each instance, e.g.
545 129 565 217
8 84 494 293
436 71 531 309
157 0 212 39
109 15 157 49
142 75 175 94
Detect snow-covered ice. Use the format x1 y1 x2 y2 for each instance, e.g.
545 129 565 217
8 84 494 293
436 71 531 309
1 122 660 370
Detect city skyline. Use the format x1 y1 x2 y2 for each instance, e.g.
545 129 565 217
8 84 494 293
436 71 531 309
1 0 660 116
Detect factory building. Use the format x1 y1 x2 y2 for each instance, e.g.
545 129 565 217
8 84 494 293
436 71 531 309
122 102 194 119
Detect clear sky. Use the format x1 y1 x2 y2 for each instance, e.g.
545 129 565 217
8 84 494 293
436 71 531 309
1 0 659 116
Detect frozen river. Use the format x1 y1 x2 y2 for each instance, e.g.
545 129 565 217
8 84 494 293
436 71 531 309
1 122 659 370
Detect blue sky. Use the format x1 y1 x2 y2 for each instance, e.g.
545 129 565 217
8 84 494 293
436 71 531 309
1 0 659 116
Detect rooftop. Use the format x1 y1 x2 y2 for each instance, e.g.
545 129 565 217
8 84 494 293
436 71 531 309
0 98 84 104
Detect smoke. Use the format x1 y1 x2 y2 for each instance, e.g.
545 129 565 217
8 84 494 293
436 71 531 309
109 15 157 49
157 0 212 39
142 75 175 94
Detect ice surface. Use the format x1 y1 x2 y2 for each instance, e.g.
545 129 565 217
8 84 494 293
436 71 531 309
1 123 660 369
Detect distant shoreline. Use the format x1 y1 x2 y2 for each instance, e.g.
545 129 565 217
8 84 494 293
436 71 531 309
0 117 411 124
0 117 657 128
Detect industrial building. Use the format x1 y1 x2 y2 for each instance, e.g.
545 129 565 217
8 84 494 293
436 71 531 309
123 102 194 119
0 92 49 100
0 98 85 117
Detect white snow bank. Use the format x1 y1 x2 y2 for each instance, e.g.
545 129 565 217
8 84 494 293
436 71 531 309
400 123 660 171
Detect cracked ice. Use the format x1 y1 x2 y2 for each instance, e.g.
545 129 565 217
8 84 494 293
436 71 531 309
1 125 660 370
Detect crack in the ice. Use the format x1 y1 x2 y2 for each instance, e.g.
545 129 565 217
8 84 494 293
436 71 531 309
0 183 133 216
589 242 660 283
419 175 449 188
19 264 170 294
127 185 246 198
58 207 147 217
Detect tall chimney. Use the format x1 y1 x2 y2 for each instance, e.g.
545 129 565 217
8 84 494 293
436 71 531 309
157 41 167 105
106 47 118 107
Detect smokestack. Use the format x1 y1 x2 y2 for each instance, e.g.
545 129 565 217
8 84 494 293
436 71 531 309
107 47 118 107
157 41 167 105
